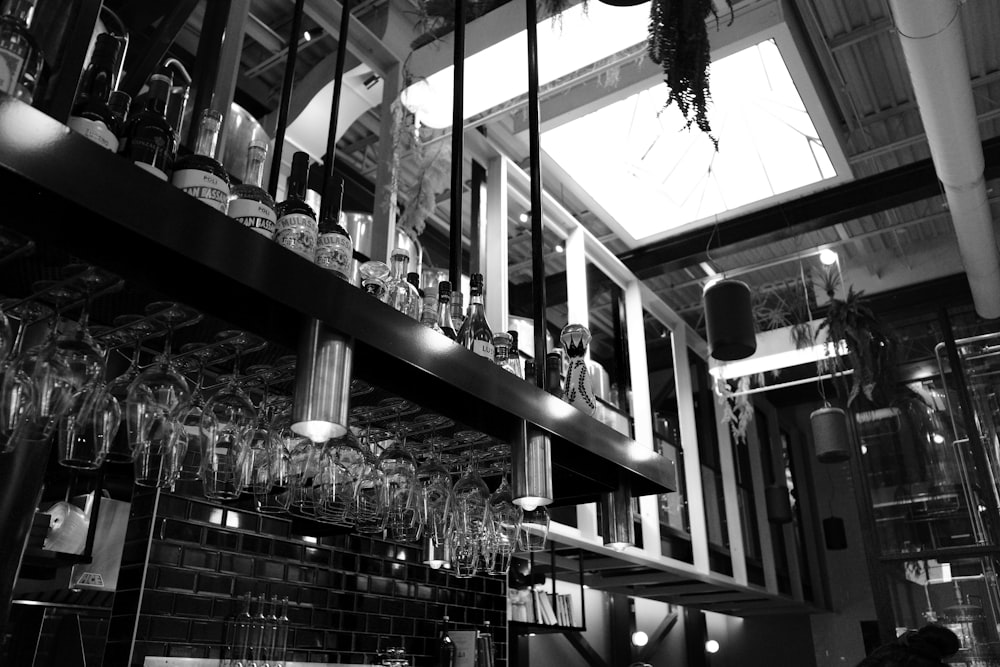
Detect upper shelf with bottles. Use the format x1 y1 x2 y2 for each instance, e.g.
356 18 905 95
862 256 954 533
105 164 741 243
0 97 674 503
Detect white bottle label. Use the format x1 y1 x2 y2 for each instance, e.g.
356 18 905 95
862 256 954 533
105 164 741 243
134 161 168 181
0 48 24 96
274 213 318 261
472 340 495 360
67 116 119 152
315 232 353 277
172 169 230 213
229 198 276 239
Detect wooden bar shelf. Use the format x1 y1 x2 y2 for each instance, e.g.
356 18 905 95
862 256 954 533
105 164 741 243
0 98 674 506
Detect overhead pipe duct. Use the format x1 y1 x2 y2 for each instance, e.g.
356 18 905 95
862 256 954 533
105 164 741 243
889 0 1000 318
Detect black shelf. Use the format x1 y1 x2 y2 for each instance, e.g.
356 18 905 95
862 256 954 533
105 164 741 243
0 98 674 505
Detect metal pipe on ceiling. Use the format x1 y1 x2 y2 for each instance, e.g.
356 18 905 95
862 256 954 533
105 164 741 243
888 0 1000 319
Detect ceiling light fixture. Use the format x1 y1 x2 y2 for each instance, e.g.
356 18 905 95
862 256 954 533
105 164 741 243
600 481 634 551
819 248 838 265
706 640 720 654
291 319 353 442
303 30 312 41
519 211 530 223
631 631 649 647
513 422 553 510
554 244 564 253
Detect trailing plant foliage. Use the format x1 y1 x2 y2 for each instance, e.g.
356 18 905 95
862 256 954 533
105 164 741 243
816 269 899 407
647 0 733 148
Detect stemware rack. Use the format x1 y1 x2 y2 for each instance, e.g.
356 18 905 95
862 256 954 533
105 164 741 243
0 97 674 506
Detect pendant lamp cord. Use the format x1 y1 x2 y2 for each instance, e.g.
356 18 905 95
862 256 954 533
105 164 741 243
800 259 828 406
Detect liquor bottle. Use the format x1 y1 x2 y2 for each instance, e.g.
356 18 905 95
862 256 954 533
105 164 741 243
315 177 354 280
384 248 420 318
120 71 174 180
262 594 278 666
420 291 440 331
274 151 318 261
507 330 524 379
247 594 267 667
67 32 124 151
0 0 43 104
492 332 520 376
451 290 465 332
407 272 424 319
437 615 456 667
229 139 277 239
108 90 131 137
545 352 564 399
273 596 290 667
436 281 457 340
171 108 231 213
305 160 323 216
233 592 253 666
457 273 494 360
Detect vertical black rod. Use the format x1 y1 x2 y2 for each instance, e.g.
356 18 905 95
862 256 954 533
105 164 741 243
526 0 547 389
449 0 467 289
470 160 486 275
187 0 231 146
268 0 307 197
577 549 585 629
611 285 630 417
320 0 353 217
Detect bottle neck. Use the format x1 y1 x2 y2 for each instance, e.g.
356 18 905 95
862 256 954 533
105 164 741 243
243 144 267 188
3 0 34 25
495 344 509 361
145 76 170 115
469 287 484 309
390 256 409 279
194 116 221 158
437 297 453 324
79 36 121 105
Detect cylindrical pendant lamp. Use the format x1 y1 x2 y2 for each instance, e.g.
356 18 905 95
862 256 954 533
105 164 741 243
823 516 848 550
512 421 553 510
703 279 756 361
292 318 353 442
765 484 792 524
811 405 851 463
600 483 634 551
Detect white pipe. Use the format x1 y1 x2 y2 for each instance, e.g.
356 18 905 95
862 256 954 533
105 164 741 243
889 0 1000 318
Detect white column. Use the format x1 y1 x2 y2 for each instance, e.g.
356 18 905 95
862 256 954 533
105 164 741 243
484 155 509 330
715 403 748 585
565 227 588 328
672 327 710 572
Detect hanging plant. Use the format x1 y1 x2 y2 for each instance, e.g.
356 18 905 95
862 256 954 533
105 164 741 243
647 0 733 147
815 268 899 407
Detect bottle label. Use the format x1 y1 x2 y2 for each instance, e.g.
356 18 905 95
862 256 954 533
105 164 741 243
128 128 172 180
0 47 24 96
472 340 495 360
315 232 353 278
134 160 168 181
172 169 230 213
274 213 317 261
67 116 119 152
229 198 277 238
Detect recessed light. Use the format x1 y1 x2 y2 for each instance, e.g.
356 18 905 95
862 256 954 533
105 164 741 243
819 249 838 265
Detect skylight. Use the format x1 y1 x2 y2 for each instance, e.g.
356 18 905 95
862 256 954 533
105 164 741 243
541 38 843 242
401 1 652 129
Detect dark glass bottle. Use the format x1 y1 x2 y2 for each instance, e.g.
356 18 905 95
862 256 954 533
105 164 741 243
229 139 276 238
107 90 131 136
407 272 424 319
315 177 354 279
436 281 457 340
0 0 42 104
437 615 456 667
275 151 318 261
507 330 524 379
546 352 564 398
120 71 175 180
67 32 124 151
171 108 230 212
457 273 494 360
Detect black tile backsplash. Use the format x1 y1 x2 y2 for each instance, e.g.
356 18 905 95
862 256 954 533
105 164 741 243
106 490 508 667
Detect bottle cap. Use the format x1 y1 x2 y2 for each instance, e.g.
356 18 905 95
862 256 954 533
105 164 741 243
507 330 519 349
493 332 512 347
391 247 410 260
471 273 484 286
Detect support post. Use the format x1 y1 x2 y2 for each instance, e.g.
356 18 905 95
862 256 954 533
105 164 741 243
267 0 307 197
370 63 400 263
484 155 509 331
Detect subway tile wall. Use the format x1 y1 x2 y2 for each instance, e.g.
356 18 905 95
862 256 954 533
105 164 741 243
104 489 507 666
